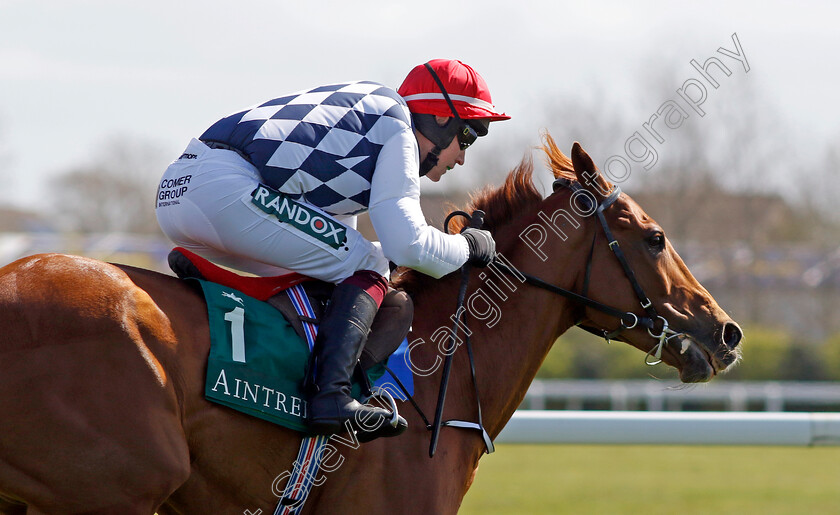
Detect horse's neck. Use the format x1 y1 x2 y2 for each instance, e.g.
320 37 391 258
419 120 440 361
409 218 587 443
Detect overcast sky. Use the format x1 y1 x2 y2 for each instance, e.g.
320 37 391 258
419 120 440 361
0 0 836 207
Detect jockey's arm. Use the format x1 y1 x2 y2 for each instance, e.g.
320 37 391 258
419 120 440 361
368 128 469 279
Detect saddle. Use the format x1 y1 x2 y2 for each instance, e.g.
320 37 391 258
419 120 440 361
167 247 413 372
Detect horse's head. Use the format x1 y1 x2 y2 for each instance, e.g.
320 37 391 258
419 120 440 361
544 138 742 382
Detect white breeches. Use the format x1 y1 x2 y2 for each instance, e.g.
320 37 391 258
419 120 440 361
155 139 389 283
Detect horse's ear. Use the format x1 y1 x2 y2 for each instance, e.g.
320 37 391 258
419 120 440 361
571 142 613 197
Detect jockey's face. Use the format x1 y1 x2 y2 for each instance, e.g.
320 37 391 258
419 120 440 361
416 116 466 183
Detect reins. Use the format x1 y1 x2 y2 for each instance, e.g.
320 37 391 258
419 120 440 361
427 209 494 458
388 177 686 458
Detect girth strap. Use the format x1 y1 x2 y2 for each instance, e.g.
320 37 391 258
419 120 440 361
276 285 323 515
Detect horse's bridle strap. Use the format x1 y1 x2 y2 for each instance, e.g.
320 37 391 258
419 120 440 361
500 178 661 332
595 200 657 320
493 260 651 330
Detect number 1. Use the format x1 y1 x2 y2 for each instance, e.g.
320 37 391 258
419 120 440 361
224 306 246 363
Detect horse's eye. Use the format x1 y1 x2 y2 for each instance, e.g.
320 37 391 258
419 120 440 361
647 232 665 251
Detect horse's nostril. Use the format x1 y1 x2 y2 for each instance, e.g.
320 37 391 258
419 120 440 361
721 322 743 349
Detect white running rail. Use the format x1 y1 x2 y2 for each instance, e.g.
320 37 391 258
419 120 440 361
496 411 840 446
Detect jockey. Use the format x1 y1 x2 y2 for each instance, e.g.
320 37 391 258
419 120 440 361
155 59 509 439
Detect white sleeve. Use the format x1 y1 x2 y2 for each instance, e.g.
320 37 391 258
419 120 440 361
367 127 469 279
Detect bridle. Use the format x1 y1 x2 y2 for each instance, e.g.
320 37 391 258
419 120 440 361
510 177 687 366
393 177 688 457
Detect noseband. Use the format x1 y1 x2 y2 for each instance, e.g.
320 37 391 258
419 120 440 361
494 177 685 366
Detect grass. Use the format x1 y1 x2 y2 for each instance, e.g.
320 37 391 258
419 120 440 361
460 444 840 514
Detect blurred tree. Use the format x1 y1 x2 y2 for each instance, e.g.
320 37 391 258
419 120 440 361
801 143 840 232
536 336 575 379
538 328 677 380
537 84 633 175
628 72 792 244
50 138 167 234
535 324 837 382
467 127 534 190
777 340 829 381
718 325 790 381
818 332 840 381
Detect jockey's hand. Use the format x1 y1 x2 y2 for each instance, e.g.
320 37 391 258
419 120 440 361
461 228 496 268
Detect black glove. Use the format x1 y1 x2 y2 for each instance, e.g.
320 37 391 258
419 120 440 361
461 228 496 268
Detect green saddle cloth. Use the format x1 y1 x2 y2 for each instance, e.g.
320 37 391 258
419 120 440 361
196 279 383 432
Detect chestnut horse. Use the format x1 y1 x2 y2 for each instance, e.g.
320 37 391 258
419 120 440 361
0 139 741 514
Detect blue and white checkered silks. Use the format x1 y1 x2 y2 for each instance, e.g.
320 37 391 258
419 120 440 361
201 81 413 216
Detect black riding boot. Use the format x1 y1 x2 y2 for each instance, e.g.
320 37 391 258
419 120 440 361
308 283 396 437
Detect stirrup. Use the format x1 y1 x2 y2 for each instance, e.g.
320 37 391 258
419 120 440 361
356 387 408 443
308 391 393 436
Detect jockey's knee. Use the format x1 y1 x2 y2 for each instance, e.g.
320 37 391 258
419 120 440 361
360 288 414 370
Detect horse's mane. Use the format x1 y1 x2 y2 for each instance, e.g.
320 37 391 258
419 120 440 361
392 133 576 295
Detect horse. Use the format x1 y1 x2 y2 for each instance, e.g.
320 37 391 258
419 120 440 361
0 136 742 514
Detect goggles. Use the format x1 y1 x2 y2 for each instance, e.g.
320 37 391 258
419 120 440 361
457 123 478 151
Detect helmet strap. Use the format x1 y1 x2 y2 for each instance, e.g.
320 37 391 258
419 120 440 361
413 113 460 149
419 145 442 176
424 63 463 122
414 62 469 177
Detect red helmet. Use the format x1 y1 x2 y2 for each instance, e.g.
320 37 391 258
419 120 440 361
398 59 510 123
